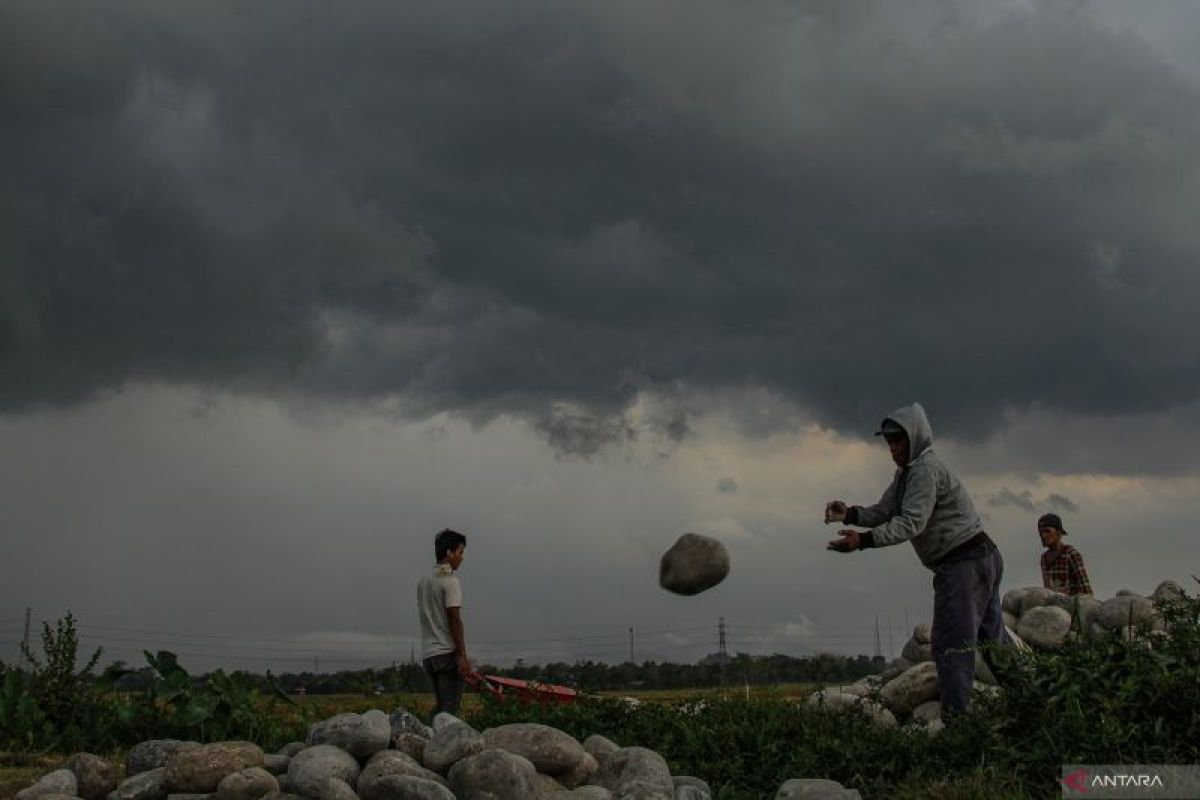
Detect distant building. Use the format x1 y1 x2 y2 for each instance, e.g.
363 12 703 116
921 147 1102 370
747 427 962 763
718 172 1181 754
699 652 732 666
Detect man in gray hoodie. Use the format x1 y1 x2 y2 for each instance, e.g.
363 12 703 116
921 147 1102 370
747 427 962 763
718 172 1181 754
824 402 1007 721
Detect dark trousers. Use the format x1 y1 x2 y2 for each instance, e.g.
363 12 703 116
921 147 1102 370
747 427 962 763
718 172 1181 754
931 541 1007 720
423 652 464 717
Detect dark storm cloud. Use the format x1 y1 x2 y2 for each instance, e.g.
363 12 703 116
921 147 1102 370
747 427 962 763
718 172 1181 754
3 0 1200 467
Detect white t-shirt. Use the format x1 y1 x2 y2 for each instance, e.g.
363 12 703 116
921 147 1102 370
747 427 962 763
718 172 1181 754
417 564 463 660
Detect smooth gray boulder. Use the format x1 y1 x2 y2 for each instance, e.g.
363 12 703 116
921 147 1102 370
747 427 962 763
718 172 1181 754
775 778 862 798
1002 611 1018 631
316 776 358 800
360 775 454 800
536 774 568 794
879 662 939 715
775 778 861 798
306 711 392 760
261 756 289 777
447 749 539 800
423 718 485 773
544 789 613 799
659 533 730 595
127 742 203 777
391 732 428 761
389 709 433 740
673 776 712 800
111 769 167 800
165 743 265 794
286 745 361 798
587 746 673 798
66 754 117 800
1153 580 1185 604
1098 595 1157 630
805 690 896 727
557 753 599 789
1003 587 1056 617
901 638 932 664
1017 606 1072 650
358 750 448 798
481 723 587 777
276 744 305 759
582 735 620 764
214 767 278 800
880 658 911 683
17 770 79 800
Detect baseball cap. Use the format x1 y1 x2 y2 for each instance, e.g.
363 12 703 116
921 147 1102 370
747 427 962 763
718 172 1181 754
874 419 905 437
1037 513 1067 534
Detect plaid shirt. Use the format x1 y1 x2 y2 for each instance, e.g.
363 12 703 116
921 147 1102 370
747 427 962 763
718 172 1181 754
1041 544 1093 595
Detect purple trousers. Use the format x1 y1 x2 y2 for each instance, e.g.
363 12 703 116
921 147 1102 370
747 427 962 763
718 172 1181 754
931 540 1007 719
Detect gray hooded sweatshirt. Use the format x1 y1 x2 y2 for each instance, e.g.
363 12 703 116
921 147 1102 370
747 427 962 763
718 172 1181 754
850 402 984 568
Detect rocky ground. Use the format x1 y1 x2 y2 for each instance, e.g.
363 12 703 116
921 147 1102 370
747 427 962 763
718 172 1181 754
12 708 861 800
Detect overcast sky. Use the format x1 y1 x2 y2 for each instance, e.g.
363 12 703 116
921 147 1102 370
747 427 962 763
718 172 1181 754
3 0 1199 673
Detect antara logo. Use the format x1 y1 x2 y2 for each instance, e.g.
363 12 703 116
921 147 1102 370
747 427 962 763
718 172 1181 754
1062 768 1089 793
1092 774 1165 789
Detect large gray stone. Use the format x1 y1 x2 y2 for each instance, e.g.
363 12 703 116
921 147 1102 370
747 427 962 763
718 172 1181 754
276 744 305 759
557 753 599 790
880 658 911 683
164 742 265 794
658 533 730 596
261 756 289 777
805 690 896 727
536 774 568 794
17 770 79 800
215 767 278 800
544 789 613 800
587 746 674 799
286 745 361 798
582 735 620 764
879 662 939 715
1017 606 1072 650
391 732 428 762
66 754 117 800
389 709 433 740
360 775 455 800
901 638 932 664
358 750 447 799
111 769 167 800
316 776 358 800
481 723 587 777
423 718 484 773
1003 587 1056 617
673 776 712 800
127 742 203 777
1098 595 1157 630
775 779 861 799
447 748 539 800
1153 580 1185 604
306 711 392 760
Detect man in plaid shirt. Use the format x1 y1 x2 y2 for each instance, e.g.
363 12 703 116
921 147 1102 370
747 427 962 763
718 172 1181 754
1038 513 1093 595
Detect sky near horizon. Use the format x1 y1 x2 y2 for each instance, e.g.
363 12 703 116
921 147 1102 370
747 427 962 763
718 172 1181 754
3 0 1199 673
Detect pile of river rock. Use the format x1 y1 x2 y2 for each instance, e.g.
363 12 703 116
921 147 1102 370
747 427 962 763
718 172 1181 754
807 580 1184 732
14 709 862 800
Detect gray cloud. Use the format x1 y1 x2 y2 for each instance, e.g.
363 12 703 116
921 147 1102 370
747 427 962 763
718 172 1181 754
3 0 1200 469
986 486 1081 514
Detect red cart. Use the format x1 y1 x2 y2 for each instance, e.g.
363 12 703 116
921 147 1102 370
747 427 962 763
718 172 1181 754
465 672 579 704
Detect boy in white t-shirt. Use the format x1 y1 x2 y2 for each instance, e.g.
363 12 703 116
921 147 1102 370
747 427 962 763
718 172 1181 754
416 528 470 716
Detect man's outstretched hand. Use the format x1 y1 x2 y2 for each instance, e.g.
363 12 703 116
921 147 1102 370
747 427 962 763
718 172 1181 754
824 500 847 524
827 529 861 552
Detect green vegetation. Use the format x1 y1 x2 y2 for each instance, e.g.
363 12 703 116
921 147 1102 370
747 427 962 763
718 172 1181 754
2 587 1199 798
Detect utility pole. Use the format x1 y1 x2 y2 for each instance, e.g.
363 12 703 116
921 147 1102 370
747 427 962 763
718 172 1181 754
628 627 634 663
873 616 882 659
718 617 728 659
21 607 31 670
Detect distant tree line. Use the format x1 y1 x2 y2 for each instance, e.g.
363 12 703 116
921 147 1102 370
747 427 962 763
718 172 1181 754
110 652 884 695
